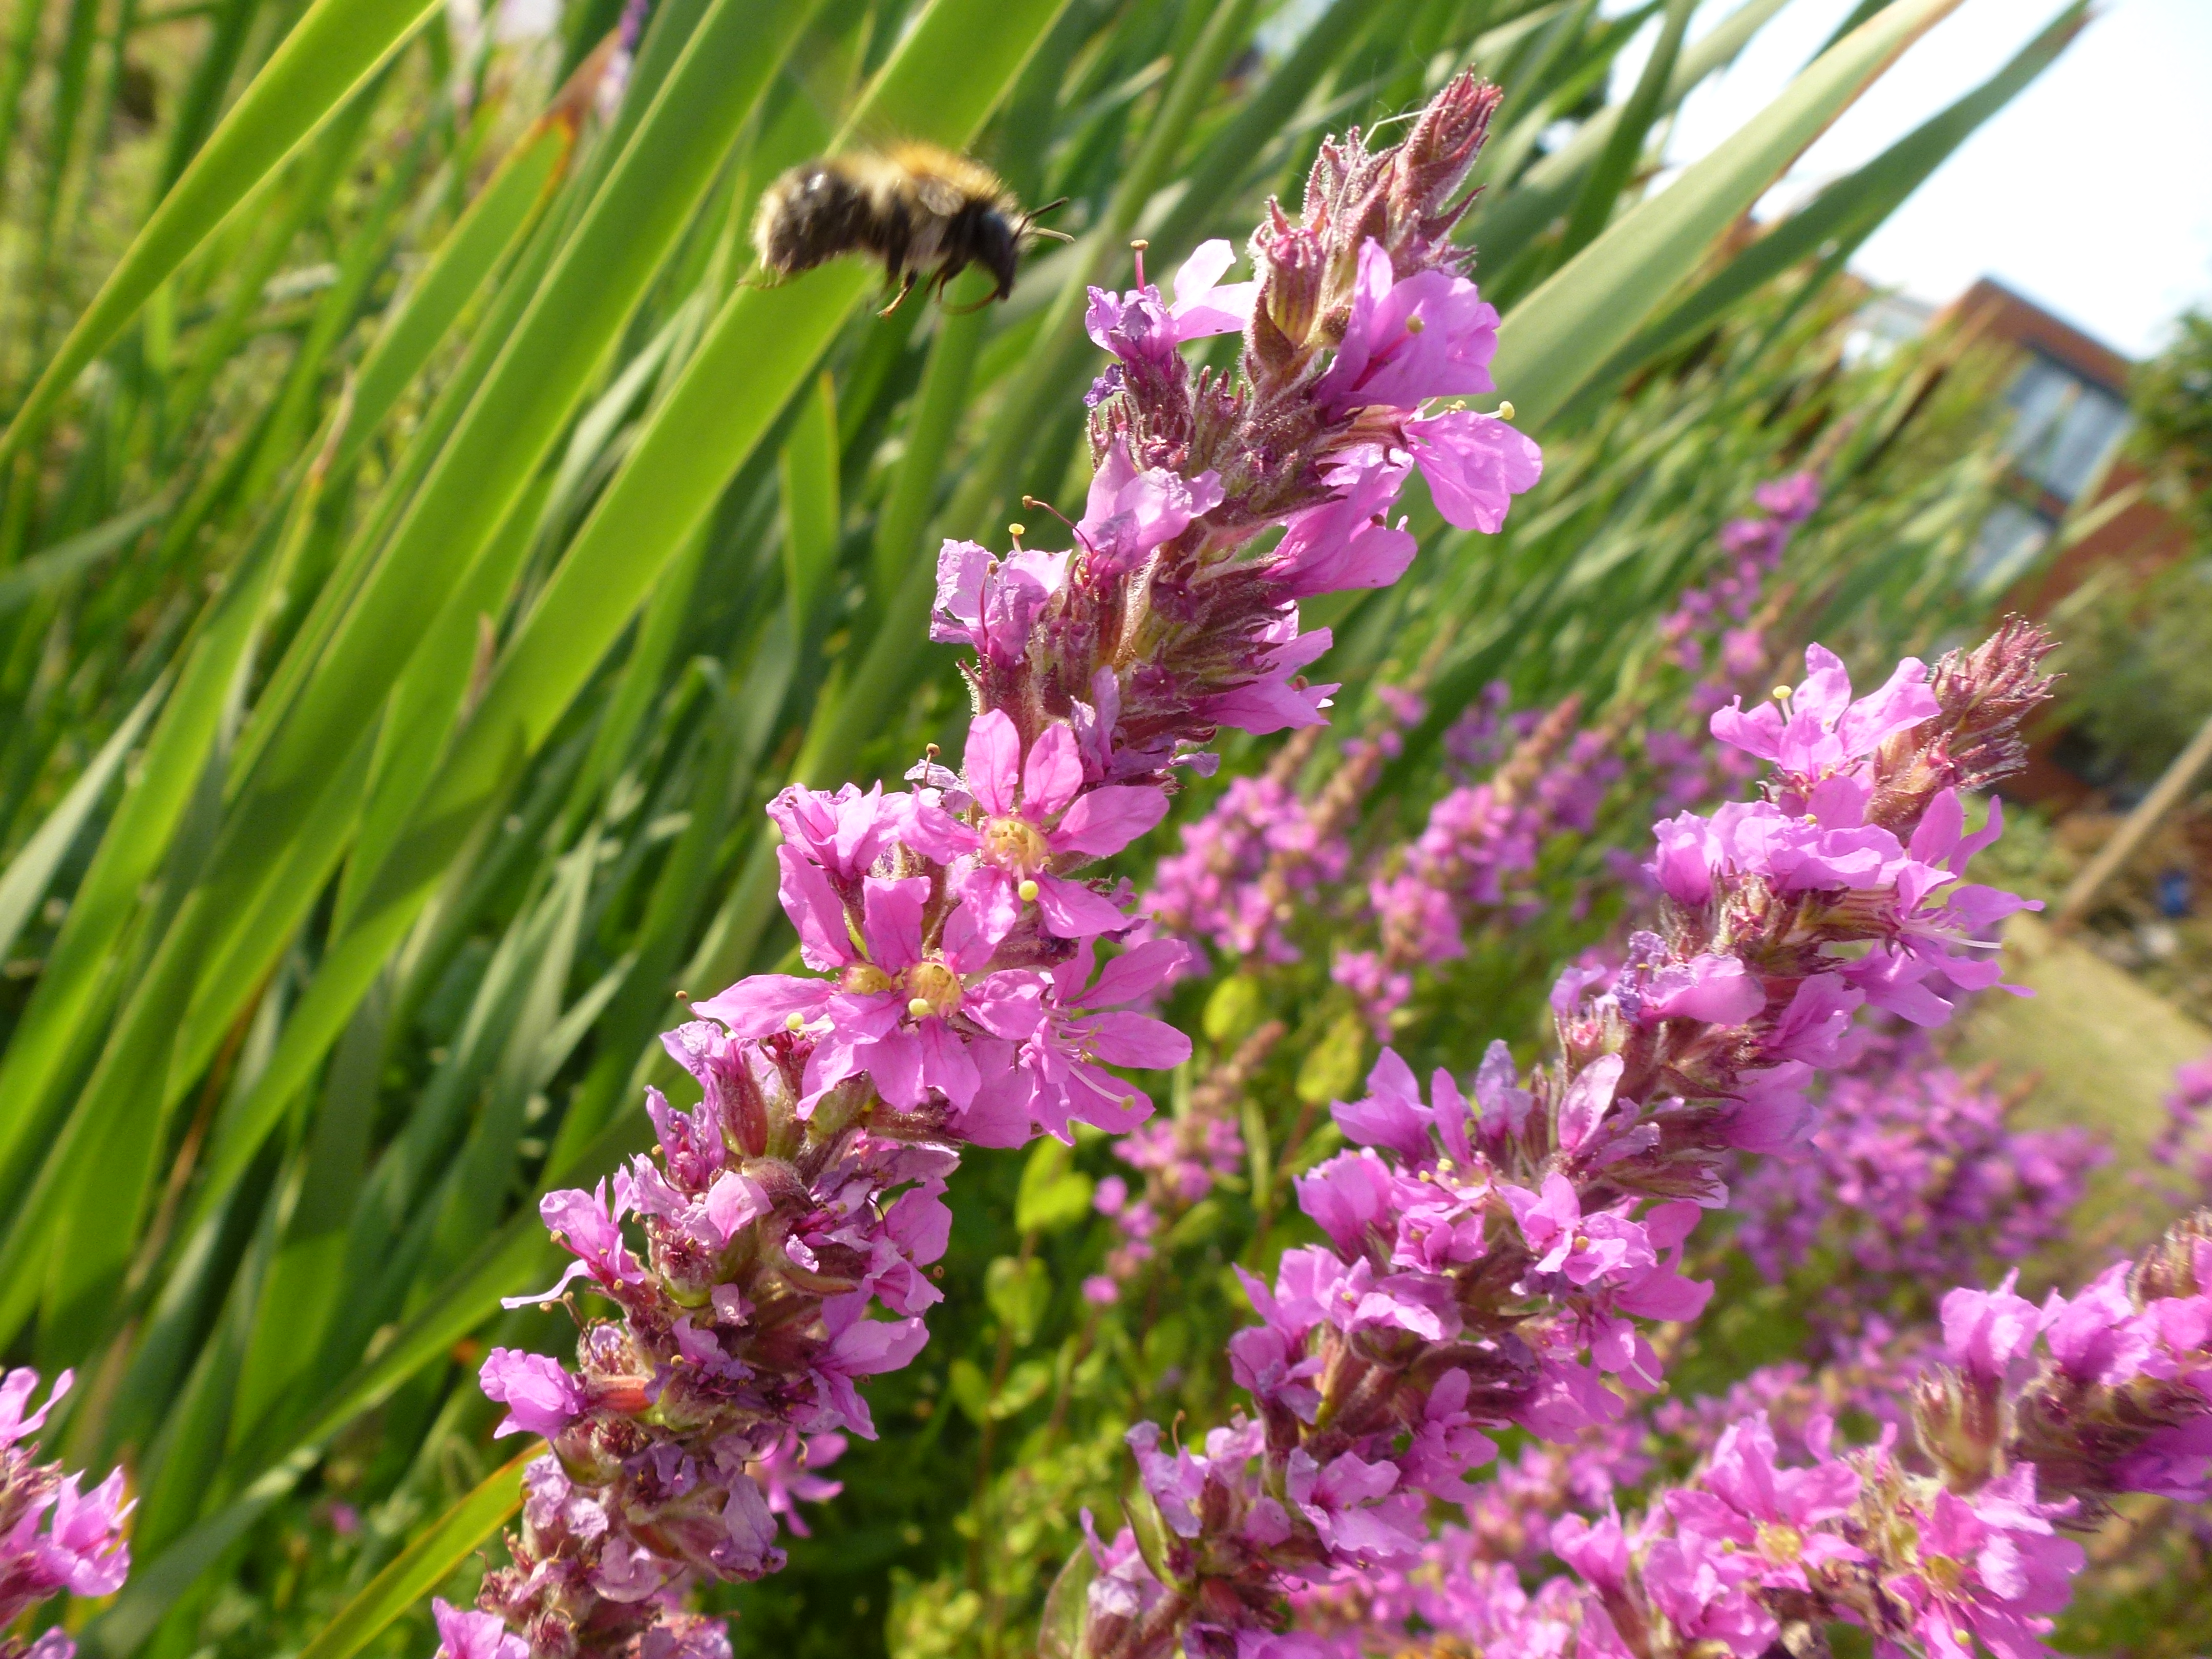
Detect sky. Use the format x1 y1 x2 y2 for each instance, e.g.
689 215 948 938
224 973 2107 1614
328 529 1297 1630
1603 0 2212 360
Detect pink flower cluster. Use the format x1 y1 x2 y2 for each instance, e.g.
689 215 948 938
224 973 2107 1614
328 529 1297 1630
1524 1212 2212 1658
2149 1049 2212 1206
1348 696 1622 1033
1143 766 1355 969
449 73 1542 1659
1068 626 2058 1659
1150 473 1824 1044
1656 474 1816 684
1643 476 1816 821
1642 628 2048 1112
1733 1027 2103 1347
0 1369 133 1659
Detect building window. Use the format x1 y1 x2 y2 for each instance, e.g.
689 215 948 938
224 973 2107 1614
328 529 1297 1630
2003 352 2131 503
1964 498 2054 597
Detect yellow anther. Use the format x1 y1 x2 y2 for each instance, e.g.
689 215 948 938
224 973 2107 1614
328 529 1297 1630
1496 400 1515 421
1404 315 1424 334
784 1012 807 1032
1130 239 1150 251
1772 685 1794 704
908 996 934 1020
1008 522 1027 538
1018 878 1041 902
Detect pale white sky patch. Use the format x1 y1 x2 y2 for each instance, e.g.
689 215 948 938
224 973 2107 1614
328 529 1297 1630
1596 0 2212 359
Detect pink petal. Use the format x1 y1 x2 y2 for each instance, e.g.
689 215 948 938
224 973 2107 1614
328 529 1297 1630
917 1017 981 1107
1035 874 1131 938
692 973 832 1037
964 710 1022 816
1406 409 1542 533
1080 937 1196 1006
946 869 1017 967
1171 239 1235 304
1080 1009 1191 1069
1053 784 1169 856
1023 722 1086 817
867 1026 925 1107
778 846 855 970
861 877 928 970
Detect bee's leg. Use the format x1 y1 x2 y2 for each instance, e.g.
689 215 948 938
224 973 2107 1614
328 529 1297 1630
877 270 918 317
937 257 998 315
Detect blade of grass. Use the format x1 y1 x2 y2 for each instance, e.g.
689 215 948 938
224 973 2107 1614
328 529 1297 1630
292 1447 534 1659
17 0 824 1334
1555 0 1693 262
2 0 446 456
0 495 173 615
0 674 165 965
779 370 840 637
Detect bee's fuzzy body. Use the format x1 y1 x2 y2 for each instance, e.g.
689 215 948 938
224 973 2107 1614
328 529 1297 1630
751 143 1037 308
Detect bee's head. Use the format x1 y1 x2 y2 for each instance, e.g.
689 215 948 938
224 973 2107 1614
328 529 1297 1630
975 210 1021 303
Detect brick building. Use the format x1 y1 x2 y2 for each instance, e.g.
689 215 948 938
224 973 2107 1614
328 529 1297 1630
1937 279 2192 617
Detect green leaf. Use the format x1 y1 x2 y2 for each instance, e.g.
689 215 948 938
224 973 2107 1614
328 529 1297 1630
1038 1541 1096 1659
1489 0 1967 432
333 110 575 477
1294 1010 1367 1107
779 369 841 636
948 1356 992 1424
985 1254 1052 1347
0 675 163 967
1469 0 1793 270
1202 974 1264 1046
291 1447 533 1659
1015 1137 1095 1235
0 496 173 615
1557 0 1695 263
1 0 445 457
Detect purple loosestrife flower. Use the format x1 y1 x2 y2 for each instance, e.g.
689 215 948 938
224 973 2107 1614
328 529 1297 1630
0 1369 133 1659
1093 1024 1280 1292
1066 630 2054 1659
1517 1214 2212 1659
2149 1049 2212 1205
1731 1027 2103 1350
454 72 1542 1659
